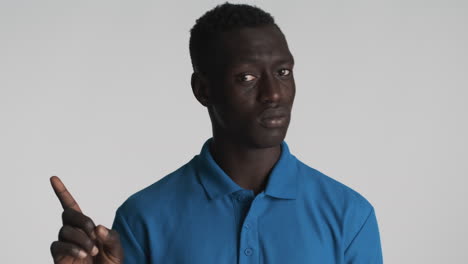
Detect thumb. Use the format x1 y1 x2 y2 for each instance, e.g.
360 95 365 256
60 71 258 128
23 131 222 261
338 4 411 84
96 225 124 261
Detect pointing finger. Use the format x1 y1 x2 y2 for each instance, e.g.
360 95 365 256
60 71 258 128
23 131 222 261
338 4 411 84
50 176 82 213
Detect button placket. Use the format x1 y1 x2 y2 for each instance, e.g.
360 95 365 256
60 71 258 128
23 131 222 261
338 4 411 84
238 194 264 264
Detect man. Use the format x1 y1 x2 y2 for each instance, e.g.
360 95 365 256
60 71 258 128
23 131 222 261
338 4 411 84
50 3 383 263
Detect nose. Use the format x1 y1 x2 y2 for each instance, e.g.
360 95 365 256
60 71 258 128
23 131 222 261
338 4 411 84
258 73 281 105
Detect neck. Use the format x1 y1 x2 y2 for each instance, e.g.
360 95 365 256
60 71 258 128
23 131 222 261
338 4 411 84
209 136 282 195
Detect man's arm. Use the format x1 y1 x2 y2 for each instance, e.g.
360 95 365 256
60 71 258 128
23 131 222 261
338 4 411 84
344 207 383 263
112 208 148 263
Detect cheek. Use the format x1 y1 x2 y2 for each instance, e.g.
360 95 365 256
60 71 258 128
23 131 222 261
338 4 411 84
222 90 256 116
284 81 296 102
222 103 258 131
291 86 296 102
212 100 250 127
212 83 260 126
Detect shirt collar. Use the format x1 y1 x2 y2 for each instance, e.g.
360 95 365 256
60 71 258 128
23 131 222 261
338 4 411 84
196 138 298 200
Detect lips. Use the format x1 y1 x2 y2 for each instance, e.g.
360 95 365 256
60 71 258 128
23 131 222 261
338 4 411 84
258 108 289 128
260 107 289 119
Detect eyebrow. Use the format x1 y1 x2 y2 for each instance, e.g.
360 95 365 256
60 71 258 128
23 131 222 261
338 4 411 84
230 56 295 67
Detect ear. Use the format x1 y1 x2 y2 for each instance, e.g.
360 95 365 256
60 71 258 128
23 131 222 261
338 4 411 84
191 72 212 107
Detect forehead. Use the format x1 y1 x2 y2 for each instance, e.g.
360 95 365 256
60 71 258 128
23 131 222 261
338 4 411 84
215 25 293 65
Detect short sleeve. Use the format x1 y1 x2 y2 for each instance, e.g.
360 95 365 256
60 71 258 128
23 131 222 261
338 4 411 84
112 209 148 264
344 207 383 263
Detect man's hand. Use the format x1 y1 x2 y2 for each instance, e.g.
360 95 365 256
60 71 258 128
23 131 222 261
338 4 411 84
50 176 124 264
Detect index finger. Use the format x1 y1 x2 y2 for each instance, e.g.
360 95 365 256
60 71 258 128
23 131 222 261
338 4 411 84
50 176 82 213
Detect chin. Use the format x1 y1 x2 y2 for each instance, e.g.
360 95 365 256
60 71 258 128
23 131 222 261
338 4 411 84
248 128 288 149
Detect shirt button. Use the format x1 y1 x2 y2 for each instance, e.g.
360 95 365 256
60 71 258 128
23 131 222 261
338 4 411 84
237 195 246 202
244 223 250 229
244 248 253 256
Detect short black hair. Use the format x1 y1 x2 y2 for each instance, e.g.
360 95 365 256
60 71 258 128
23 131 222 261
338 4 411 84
189 2 278 74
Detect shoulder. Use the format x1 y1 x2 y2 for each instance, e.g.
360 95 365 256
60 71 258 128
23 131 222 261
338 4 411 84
295 156 374 217
294 157 377 244
116 157 197 220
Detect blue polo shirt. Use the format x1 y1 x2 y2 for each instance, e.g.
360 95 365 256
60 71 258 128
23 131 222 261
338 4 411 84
112 138 383 263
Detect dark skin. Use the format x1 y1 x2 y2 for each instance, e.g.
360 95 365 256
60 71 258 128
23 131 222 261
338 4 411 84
49 176 123 264
50 24 295 262
192 24 295 195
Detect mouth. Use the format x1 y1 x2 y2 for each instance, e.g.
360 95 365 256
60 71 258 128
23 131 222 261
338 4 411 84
258 107 290 128
258 115 288 128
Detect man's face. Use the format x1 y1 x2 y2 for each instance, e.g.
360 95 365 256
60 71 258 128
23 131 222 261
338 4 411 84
207 24 296 148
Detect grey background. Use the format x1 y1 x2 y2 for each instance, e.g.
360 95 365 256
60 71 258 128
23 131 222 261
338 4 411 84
1 0 467 263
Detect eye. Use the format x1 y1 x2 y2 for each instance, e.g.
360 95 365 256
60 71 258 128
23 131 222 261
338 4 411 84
278 68 291 76
238 74 257 82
